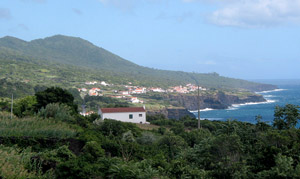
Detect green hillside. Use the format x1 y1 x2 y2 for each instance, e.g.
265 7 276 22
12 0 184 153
0 35 276 92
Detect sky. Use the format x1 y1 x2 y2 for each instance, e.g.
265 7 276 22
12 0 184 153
1 0 300 80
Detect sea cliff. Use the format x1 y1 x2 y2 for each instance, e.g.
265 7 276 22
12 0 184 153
147 92 266 119
167 92 266 111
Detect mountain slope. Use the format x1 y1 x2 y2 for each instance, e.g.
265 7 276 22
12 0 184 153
0 35 276 91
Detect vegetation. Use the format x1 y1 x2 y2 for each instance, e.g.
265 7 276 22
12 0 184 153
0 112 77 138
0 35 276 92
0 145 55 178
0 87 300 178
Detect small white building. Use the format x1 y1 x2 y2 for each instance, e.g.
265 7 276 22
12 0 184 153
128 97 140 103
101 81 109 86
98 107 146 124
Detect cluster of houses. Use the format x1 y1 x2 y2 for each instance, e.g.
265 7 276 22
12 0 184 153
78 81 207 104
77 82 208 125
168 84 207 94
85 81 110 86
78 87 102 96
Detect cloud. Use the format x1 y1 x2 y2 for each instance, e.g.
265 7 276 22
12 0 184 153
0 8 12 20
18 24 29 31
184 0 300 27
197 60 217 65
156 12 193 23
98 0 169 12
20 0 47 3
72 8 83 15
98 0 137 12
8 24 29 32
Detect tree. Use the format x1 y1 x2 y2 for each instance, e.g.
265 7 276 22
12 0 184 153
13 96 37 117
158 134 187 161
35 87 77 113
273 104 300 130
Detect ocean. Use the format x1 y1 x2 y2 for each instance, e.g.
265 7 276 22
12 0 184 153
193 83 300 125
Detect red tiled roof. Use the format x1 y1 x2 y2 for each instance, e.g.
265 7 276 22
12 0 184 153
101 107 145 113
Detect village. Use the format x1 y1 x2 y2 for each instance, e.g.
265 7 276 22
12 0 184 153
78 81 207 117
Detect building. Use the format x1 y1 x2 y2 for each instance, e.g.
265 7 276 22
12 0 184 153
80 111 95 116
98 107 146 124
150 88 166 93
132 88 146 94
89 89 98 96
100 81 109 86
127 97 142 103
85 81 97 85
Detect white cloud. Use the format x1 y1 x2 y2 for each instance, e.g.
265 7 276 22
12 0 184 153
98 0 169 12
72 8 83 15
98 0 138 12
184 0 300 27
197 60 217 65
0 8 12 20
18 24 29 31
20 0 47 3
156 12 193 23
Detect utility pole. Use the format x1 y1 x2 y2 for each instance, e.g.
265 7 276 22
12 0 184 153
197 84 201 129
190 72 201 129
11 93 13 119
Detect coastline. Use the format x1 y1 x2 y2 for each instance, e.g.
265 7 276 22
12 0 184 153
189 90 282 113
255 88 286 94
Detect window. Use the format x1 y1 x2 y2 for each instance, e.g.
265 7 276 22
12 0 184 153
139 114 143 117
129 114 133 119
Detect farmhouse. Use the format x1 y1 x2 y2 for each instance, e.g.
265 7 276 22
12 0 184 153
98 107 146 124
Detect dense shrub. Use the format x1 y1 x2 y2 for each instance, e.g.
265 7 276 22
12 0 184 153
35 87 78 113
38 103 75 123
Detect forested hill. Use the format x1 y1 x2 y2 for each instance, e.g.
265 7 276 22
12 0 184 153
0 35 276 91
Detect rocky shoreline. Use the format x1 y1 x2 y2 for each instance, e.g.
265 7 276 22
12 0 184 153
147 92 267 119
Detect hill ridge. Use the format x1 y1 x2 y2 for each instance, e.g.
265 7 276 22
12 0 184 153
0 35 277 91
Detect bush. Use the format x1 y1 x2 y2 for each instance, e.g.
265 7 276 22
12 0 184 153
13 96 37 117
35 87 78 113
99 119 141 137
82 141 104 160
38 103 75 123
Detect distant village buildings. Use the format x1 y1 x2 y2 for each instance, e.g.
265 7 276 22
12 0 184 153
85 81 97 85
80 111 95 116
78 80 206 104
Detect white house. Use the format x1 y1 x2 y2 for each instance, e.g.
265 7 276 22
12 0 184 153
85 81 97 85
101 81 109 86
98 107 146 124
150 88 166 93
128 97 141 103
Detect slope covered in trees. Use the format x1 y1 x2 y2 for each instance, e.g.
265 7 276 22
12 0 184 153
0 35 276 91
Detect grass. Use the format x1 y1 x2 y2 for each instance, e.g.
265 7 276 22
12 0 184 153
0 112 77 138
136 123 160 130
0 145 54 178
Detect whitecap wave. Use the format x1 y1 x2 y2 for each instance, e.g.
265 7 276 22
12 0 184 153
227 99 276 111
264 95 276 98
190 108 216 113
192 117 224 120
257 89 287 94
200 108 215 112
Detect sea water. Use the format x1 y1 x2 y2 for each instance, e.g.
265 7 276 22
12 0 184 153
193 84 300 125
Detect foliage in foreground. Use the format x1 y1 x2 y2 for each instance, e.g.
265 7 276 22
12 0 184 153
1 88 300 178
0 145 54 178
0 112 77 138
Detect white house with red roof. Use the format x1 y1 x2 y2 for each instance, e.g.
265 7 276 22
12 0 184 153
132 88 146 94
98 107 146 124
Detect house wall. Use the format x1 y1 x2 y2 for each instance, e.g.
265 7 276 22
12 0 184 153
101 111 146 124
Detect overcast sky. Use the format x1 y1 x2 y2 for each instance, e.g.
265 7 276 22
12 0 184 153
1 0 300 79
